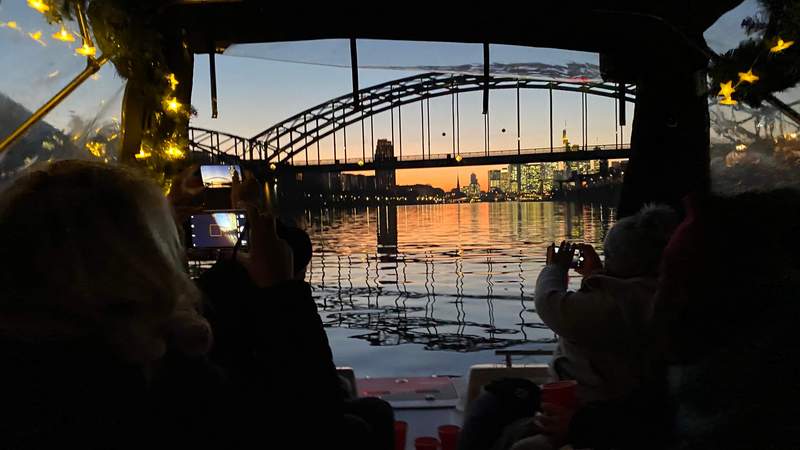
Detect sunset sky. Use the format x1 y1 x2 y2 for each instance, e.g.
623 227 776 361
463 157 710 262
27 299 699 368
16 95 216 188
188 56 633 191
0 0 756 190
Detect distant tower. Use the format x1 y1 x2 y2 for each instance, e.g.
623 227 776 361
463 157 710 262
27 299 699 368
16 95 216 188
374 139 396 192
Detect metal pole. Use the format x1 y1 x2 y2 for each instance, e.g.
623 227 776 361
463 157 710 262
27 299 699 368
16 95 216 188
451 86 456 156
456 89 460 154
399 103 402 161
370 113 375 159
482 43 489 114
305 116 309 165
209 51 218 119
316 118 321 164
343 114 347 162
333 107 337 163
581 90 585 151
0 56 109 153
361 114 366 162
426 98 431 158
516 82 521 154
585 91 589 150
350 38 360 109
614 97 619 149
420 100 425 159
390 94 395 147
549 84 554 153
484 112 489 155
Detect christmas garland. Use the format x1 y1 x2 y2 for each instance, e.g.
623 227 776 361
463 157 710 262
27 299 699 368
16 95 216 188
708 0 799 108
24 0 193 184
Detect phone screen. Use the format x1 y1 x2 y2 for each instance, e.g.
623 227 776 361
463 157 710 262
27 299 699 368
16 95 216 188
189 211 247 248
200 165 242 188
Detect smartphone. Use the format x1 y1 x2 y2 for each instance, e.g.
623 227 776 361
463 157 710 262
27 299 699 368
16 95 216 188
187 210 248 249
553 245 585 269
200 165 242 189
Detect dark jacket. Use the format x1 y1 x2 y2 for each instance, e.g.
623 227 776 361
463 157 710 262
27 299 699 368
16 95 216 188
196 259 345 425
0 259 344 449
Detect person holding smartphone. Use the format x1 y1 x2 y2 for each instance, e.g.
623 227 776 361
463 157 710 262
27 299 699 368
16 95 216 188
528 204 678 449
184 166 394 450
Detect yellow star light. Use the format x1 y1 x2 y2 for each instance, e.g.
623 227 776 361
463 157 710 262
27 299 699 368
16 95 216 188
134 147 151 159
770 38 794 53
164 143 185 160
720 96 738 106
738 70 759 84
85 141 106 158
718 81 736 98
269 163 277 170
75 43 96 57
164 97 181 113
166 73 179 91
28 30 46 46
2 21 20 30
357 160 365 166
27 0 50 13
52 26 75 42
455 154 463 162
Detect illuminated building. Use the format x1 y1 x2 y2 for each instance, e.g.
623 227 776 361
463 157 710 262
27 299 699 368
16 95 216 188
466 172 481 199
488 169 501 189
499 167 511 192
507 164 521 193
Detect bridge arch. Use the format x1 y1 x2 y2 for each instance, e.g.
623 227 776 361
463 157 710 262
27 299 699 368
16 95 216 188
189 72 636 164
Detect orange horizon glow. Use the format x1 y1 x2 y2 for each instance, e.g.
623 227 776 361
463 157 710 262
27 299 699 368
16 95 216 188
346 165 509 192
344 158 627 191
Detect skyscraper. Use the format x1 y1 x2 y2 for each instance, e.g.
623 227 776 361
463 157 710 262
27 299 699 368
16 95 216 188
467 173 481 199
375 139 396 192
488 169 501 189
519 163 557 198
507 164 521 193
500 167 510 192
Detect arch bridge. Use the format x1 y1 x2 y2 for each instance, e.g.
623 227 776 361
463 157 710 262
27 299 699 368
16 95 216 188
189 72 635 171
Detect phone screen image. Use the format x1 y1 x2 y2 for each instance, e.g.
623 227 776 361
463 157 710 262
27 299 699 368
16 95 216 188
200 165 242 188
553 246 584 268
189 211 247 248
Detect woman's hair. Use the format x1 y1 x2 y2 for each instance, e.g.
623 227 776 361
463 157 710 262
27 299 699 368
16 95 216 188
0 160 211 363
603 204 679 277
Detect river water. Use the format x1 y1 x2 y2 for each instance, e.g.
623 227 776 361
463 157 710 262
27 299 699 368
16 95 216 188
296 202 616 377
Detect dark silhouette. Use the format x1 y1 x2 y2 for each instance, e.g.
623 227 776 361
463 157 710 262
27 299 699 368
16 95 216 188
0 161 382 449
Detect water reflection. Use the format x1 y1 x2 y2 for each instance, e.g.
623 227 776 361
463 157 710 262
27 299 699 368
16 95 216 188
298 202 615 354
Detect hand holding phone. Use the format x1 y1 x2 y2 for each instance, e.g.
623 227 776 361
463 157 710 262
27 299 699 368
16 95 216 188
236 205 294 288
547 241 579 269
575 244 602 276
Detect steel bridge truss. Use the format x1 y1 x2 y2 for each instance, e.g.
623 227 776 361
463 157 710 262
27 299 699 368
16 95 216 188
189 72 636 165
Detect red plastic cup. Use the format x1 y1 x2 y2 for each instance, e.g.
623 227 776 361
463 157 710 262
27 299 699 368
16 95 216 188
540 380 578 410
395 421 408 450
438 425 460 450
414 436 440 450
